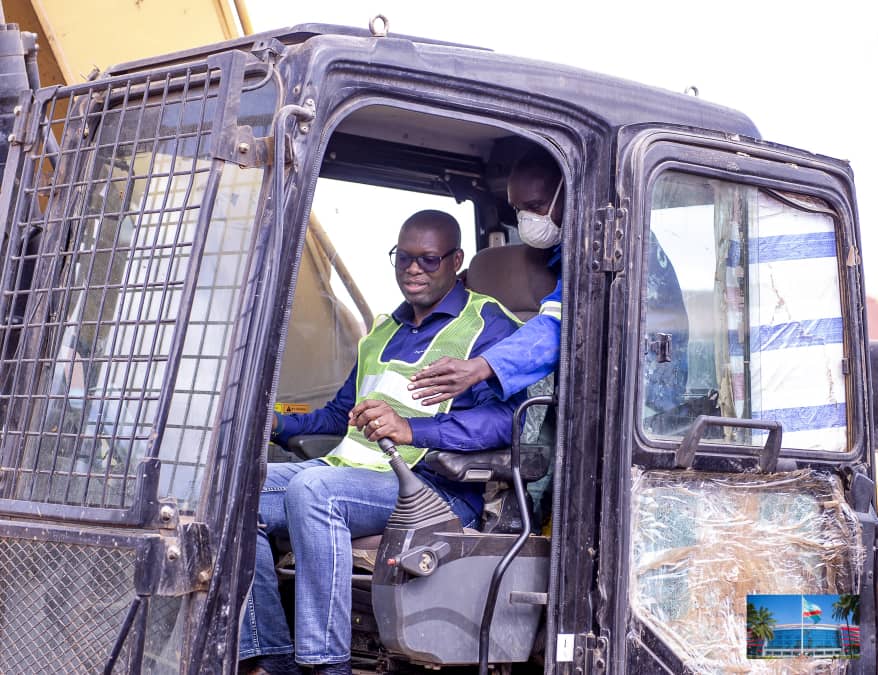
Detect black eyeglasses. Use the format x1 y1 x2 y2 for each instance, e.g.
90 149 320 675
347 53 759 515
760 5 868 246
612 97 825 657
388 246 459 272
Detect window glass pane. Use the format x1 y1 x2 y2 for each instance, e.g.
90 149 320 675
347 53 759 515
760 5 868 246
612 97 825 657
9 91 218 510
154 161 264 511
643 171 847 451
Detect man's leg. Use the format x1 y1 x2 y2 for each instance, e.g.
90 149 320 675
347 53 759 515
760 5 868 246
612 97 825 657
239 459 325 663
284 465 400 666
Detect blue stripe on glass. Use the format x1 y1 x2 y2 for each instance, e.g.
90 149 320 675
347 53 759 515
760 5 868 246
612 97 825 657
728 240 741 268
727 232 837 266
728 317 843 355
752 403 846 433
753 232 837 263
755 317 843 352
729 328 744 357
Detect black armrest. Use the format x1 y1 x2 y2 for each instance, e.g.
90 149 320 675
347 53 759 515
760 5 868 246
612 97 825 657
279 434 343 461
423 444 551 483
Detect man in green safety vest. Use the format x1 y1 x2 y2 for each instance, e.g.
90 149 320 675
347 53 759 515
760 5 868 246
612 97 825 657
239 209 524 675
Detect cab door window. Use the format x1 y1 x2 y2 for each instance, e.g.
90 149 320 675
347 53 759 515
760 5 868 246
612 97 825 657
642 170 846 451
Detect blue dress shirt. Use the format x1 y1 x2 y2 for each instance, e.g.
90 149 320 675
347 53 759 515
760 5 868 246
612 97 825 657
273 280 524 517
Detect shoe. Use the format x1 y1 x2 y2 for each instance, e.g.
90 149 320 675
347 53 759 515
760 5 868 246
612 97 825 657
239 654 302 675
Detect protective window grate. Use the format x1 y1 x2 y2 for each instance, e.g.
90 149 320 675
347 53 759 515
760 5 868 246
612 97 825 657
0 64 228 512
0 536 137 674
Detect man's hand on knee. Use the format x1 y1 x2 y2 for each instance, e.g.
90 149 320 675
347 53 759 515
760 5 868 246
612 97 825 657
349 399 413 445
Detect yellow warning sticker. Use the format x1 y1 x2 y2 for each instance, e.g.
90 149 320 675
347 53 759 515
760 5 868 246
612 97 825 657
274 402 310 415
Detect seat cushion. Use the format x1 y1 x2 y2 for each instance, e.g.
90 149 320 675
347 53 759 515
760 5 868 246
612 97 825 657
351 534 384 571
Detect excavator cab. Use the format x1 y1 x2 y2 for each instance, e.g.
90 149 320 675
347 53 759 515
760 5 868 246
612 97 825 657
0 16 873 675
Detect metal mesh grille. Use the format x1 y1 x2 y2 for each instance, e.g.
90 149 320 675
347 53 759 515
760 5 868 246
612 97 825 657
142 595 184 673
0 62 272 514
0 66 217 510
0 536 136 673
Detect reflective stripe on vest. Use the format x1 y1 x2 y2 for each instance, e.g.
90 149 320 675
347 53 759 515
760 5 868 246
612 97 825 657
539 300 562 321
323 290 521 471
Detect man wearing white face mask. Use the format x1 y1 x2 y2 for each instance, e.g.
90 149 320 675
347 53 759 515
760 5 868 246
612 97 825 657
409 147 689 416
408 147 565 403
516 178 564 248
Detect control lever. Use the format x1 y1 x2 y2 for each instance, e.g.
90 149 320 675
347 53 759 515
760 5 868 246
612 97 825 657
377 437 457 528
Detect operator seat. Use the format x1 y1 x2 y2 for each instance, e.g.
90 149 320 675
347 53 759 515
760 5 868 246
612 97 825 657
464 244 556 321
421 243 557 531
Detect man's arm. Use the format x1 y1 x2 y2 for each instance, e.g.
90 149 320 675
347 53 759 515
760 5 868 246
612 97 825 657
480 280 561 399
406 302 525 449
349 380 521 450
271 365 357 447
407 384 522 449
409 278 562 403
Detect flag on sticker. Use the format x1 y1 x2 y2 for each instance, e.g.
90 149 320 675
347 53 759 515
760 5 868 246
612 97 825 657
802 598 822 624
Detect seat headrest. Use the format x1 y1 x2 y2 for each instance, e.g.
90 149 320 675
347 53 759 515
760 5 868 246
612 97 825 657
465 245 557 321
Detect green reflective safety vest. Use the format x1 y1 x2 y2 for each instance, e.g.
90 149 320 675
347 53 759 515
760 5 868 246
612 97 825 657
323 290 521 471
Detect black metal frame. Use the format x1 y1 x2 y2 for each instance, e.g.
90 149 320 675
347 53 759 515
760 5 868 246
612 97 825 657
592 123 878 672
273 47 614 675
623 128 868 468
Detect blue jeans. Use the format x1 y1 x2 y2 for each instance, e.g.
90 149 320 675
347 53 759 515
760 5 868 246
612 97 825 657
238 459 478 663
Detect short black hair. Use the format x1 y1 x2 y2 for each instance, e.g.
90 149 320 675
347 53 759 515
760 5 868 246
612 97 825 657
401 210 462 249
510 146 562 183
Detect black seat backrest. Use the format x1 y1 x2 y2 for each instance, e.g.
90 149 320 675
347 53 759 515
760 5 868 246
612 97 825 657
464 244 556 320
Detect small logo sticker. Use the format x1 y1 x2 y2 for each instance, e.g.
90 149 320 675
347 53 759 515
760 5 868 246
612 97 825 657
556 633 574 662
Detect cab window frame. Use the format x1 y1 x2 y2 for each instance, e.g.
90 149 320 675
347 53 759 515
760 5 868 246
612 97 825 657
290 92 579 350
280 83 599 671
620 137 865 468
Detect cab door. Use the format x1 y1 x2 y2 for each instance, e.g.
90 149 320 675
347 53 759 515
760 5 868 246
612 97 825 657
590 124 877 673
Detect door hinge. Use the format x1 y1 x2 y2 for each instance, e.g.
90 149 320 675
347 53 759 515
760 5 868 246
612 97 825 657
573 632 609 674
592 204 627 272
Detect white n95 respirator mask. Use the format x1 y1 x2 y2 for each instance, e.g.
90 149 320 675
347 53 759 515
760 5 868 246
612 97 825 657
516 179 563 248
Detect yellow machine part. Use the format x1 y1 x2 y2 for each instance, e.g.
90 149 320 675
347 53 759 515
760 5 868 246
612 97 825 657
5 0 253 86
4 2 368 417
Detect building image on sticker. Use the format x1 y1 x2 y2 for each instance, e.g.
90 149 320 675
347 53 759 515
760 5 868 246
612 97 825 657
747 624 861 658
746 594 861 659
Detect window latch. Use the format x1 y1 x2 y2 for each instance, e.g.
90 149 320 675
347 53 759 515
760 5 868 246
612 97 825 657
648 332 672 363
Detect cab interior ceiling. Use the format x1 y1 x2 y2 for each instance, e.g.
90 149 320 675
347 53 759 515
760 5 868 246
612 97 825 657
321 105 531 219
